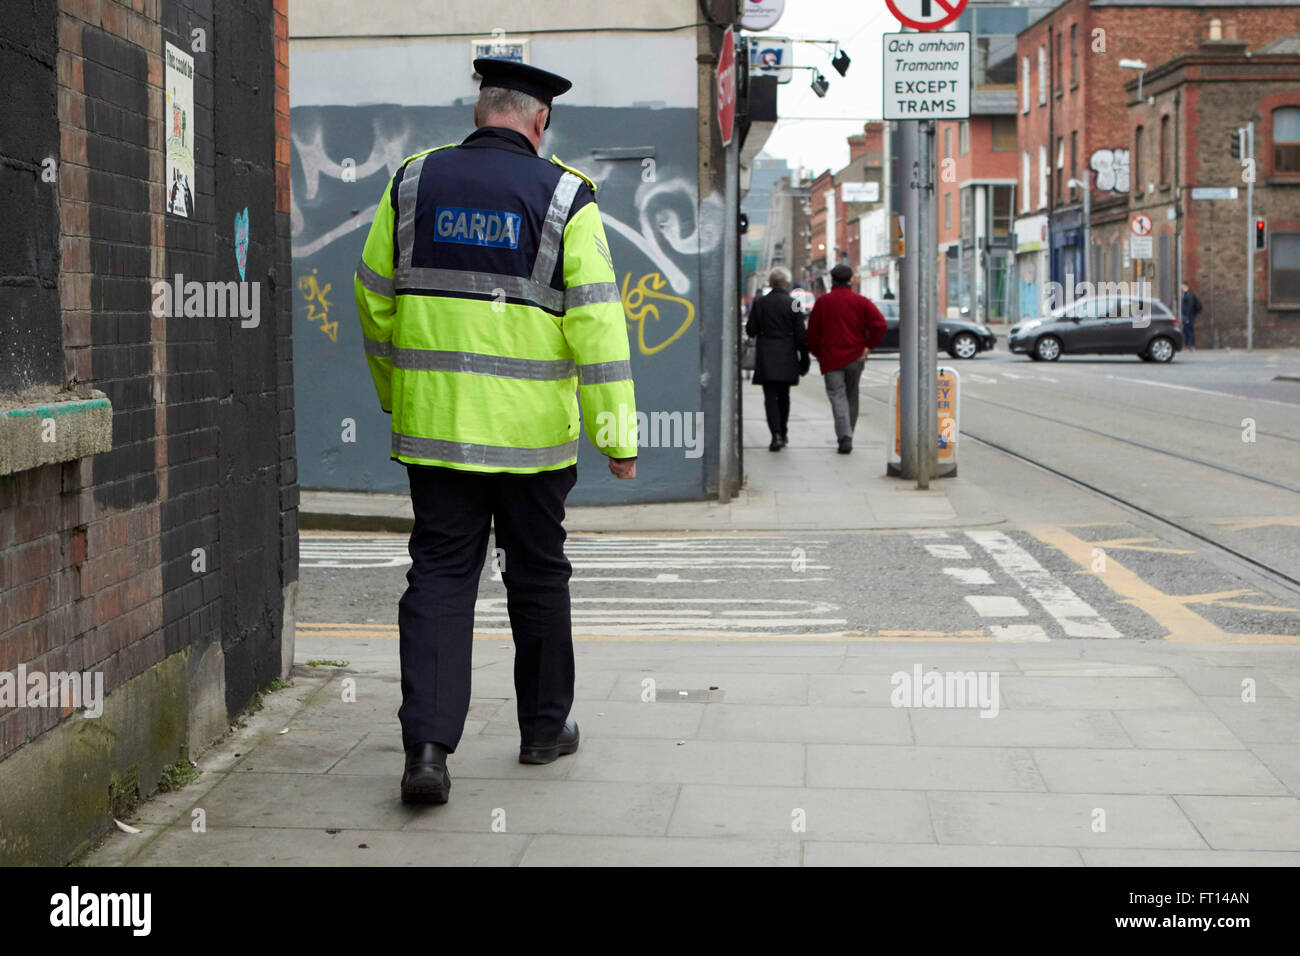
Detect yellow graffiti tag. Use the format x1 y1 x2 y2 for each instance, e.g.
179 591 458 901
297 268 338 342
621 272 694 355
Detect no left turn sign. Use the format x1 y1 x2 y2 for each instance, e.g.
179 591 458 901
1130 213 1153 237
886 0 969 31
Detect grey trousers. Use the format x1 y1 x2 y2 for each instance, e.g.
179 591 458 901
823 358 865 442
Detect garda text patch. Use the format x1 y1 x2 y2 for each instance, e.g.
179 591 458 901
434 206 521 249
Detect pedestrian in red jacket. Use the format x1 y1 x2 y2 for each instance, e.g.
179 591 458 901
805 264 888 453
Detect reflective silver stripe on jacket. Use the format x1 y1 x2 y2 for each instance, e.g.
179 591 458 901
392 433 579 468
356 259 394 298
577 359 632 385
363 336 393 359
394 267 564 313
392 348 576 381
530 172 583 286
395 153 429 271
564 281 620 310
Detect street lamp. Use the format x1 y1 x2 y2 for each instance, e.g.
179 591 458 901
1119 57 1148 100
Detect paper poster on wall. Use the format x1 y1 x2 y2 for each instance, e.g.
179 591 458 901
165 42 195 218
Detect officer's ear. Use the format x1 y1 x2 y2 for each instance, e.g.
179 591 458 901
534 107 549 139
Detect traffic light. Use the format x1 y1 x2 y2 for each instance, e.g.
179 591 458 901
1255 217 1267 250
1230 129 1242 159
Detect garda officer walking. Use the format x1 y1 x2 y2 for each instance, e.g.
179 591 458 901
354 59 639 805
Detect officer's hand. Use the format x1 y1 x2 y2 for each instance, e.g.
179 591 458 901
608 456 636 479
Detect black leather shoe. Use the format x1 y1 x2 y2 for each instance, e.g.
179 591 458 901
401 742 450 804
519 719 580 765
768 435 782 452
837 437 852 454
778 433 789 448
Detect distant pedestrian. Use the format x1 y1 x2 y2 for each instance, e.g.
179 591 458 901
1180 280 1202 349
805 264 888 454
746 267 809 451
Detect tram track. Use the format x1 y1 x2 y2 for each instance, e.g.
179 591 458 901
856 386 1300 596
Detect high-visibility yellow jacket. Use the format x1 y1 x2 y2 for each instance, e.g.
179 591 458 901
353 125 638 473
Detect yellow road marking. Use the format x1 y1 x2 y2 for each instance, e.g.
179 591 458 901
1087 536 1196 555
1028 525 1300 645
1212 516 1300 532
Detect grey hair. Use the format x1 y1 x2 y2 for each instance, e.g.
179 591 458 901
768 266 791 289
477 87 548 126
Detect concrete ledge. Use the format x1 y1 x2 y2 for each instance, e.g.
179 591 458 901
0 386 112 476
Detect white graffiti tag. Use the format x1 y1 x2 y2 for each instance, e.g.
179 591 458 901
1089 148 1130 193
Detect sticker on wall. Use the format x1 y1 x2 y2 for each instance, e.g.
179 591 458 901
234 208 249 280
164 42 195 217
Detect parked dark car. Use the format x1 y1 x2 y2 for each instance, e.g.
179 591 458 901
1008 296 1183 362
873 299 997 359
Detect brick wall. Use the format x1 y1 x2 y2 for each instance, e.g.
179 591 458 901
1018 0 1300 214
0 2 63 391
0 0 296 866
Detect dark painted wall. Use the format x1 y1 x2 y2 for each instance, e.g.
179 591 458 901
290 104 713 504
160 0 293 714
0 0 62 392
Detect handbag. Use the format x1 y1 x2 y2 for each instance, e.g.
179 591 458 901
741 336 757 372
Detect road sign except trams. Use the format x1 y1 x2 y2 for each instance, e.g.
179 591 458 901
1129 212 1153 236
1191 186 1239 200
716 28 736 147
882 31 971 120
886 0 969 32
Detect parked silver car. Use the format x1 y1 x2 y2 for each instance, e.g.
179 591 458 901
1008 296 1183 362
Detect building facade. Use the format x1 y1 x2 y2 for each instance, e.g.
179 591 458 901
1015 0 1298 322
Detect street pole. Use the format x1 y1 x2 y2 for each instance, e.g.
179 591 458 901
917 118 937 489
899 115 919 482
1246 122 1255 351
1081 172 1091 284
719 129 739 500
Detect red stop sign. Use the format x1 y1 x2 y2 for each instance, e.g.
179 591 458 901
716 28 736 147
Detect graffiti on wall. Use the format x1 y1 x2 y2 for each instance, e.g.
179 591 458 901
1089 148 1131 193
289 105 714 502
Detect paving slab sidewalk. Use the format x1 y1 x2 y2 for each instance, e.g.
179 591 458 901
301 365 1005 533
82 635 1300 866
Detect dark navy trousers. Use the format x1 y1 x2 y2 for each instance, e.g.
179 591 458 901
398 463 577 752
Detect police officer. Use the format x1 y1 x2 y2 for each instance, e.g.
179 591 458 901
354 58 639 805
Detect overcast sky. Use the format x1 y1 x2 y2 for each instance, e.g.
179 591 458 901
748 1 900 178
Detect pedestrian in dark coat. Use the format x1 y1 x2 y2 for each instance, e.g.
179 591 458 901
745 267 809 451
1180 280 1202 349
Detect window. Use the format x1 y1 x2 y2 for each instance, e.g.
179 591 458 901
1038 144 1048 208
944 192 952 230
1022 151 1031 212
1160 115 1171 184
1037 46 1047 105
992 116 1017 152
944 126 952 160
1070 24 1078 85
1022 56 1030 113
1070 131 1078 199
1133 125 1144 193
991 185 1013 238
1274 106 1300 173
960 120 970 156
960 187 974 244
1271 233 1300 306
1056 136 1064 202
